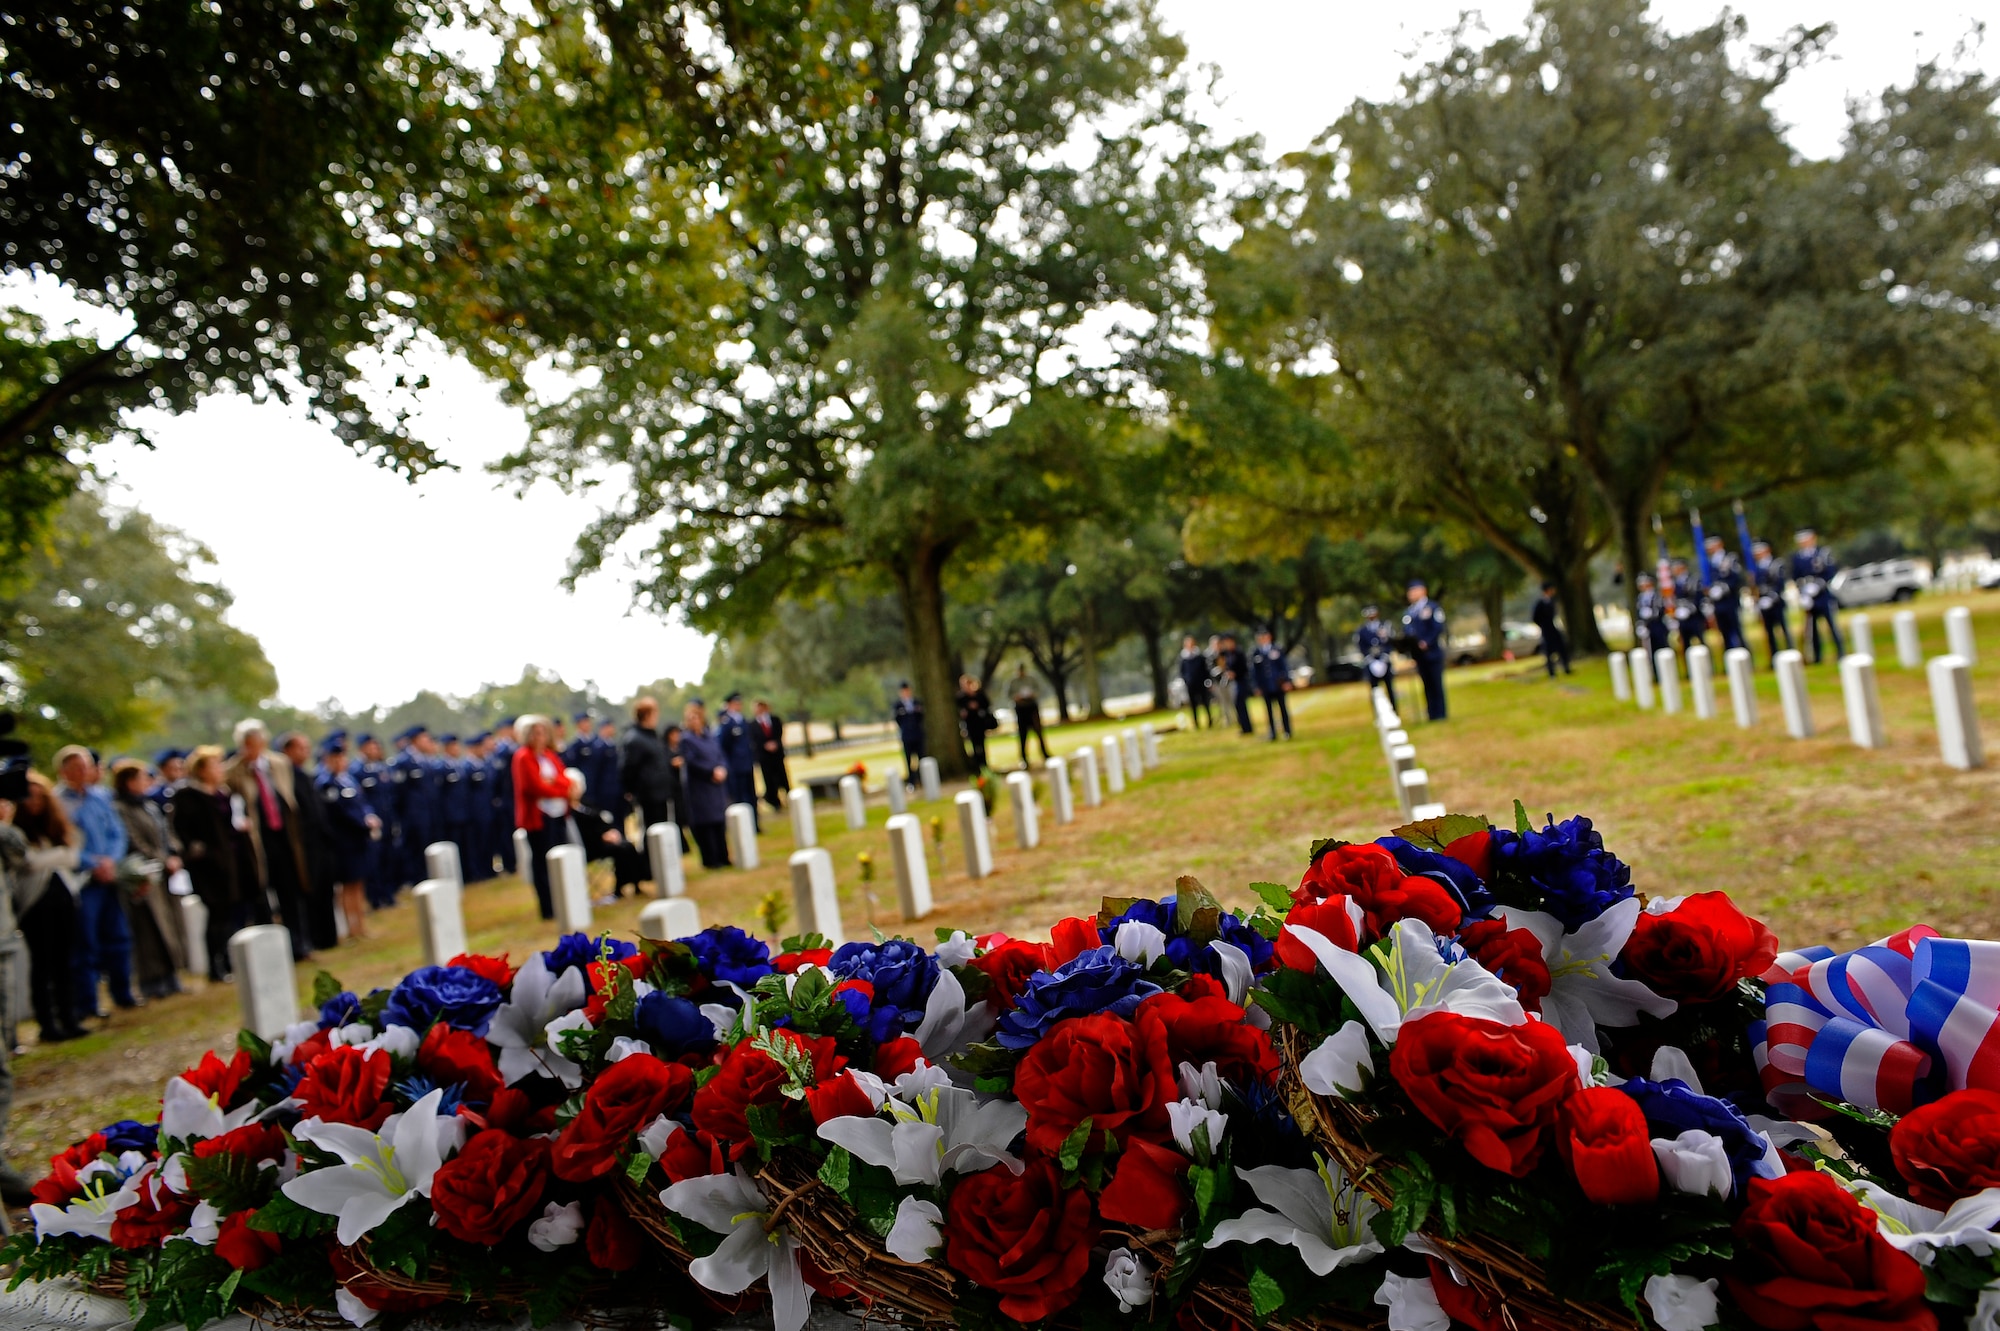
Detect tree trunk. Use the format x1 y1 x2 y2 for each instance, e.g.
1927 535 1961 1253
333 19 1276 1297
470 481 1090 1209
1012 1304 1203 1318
1617 509 1649 652
1143 627 1169 710
1481 585 1506 660
897 544 970 778
1080 598 1107 720
797 713 815 758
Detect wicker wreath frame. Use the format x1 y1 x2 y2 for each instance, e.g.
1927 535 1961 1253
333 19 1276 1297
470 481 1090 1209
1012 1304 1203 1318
1278 1027 1643 1331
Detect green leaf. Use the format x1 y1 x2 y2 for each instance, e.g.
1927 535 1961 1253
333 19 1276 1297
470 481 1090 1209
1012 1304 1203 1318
1514 799 1532 834
183 1147 277 1213
1306 837 1349 863
246 1192 337 1239
1249 881 1294 911
1247 1264 1287 1320
1188 1162 1218 1223
818 1144 853 1196
309 970 345 1007
1392 812 1489 853
1058 1116 1095 1172
217 1267 243 1307
625 1150 655 1185
235 1028 272 1064
1174 876 1222 934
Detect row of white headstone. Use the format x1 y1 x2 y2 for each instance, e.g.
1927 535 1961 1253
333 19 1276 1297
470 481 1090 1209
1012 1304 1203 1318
1373 691 1445 820
1607 606 1983 770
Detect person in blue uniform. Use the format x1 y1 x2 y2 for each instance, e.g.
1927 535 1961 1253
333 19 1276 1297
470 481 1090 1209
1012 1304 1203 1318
893 683 925 782
1750 541 1794 667
353 734 395 907
679 701 732 868
1249 629 1293 740
463 732 494 882
438 734 473 877
1355 607 1398 710
717 693 758 830
490 719 518 873
1634 573 1669 654
391 725 441 889
314 735 379 942
1791 528 1844 664
148 749 186 817
1702 536 1749 653
592 718 626 826
1529 584 1571 676
1670 558 1707 669
1401 581 1449 721
1177 636 1213 727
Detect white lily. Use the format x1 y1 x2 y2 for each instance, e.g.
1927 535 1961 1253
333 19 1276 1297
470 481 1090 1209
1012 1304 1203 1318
1178 1060 1225 1110
1644 1274 1720 1331
606 1035 654 1063
1852 1181 2000 1263
360 1024 421 1062
333 1286 379 1327
1167 1099 1228 1161
282 1088 461 1245
1975 1284 2000 1331
183 1200 222 1246
1497 901 1677 1055
1114 920 1169 967
1208 940 1254 1005
1652 1130 1733 1200
160 1075 264 1142
914 967 993 1061
1300 1021 1375 1098
936 930 978 969
1284 920 1523 1047
817 1084 1026 1186
30 1159 144 1242
885 1196 944 1262
1205 1157 1385 1276
1375 1271 1449 1331
661 1167 812 1331
488 953 588 1087
1103 1247 1152 1313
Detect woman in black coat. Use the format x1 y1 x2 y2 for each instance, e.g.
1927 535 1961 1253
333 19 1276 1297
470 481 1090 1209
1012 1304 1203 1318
171 747 245 982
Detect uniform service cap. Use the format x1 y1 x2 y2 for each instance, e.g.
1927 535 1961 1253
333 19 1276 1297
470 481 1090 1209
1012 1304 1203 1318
724 691 742 703
439 733 459 744
1405 579 1427 591
153 747 186 767
318 736 347 757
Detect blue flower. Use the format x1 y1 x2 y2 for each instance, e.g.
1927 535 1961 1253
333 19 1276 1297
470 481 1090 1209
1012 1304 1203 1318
679 926 773 988
995 947 1164 1049
635 991 716 1057
1102 897 1278 974
1227 1079 1310 1171
1487 815 1632 930
1618 1077 1769 1193
830 939 939 1043
392 1074 468 1115
317 990 362 1030
543 932 638 976
381 965 504 1036
99 1120 158 1157
1375 837 1497 921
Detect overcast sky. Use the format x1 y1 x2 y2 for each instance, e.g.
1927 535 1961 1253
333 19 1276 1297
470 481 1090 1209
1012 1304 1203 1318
47 0 1993 711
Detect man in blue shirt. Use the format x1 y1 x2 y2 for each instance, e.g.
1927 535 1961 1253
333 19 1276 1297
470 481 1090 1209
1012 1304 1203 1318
54 745 135 1016
1401 580 1449 722
718 693 758 830
1249 630 1293 741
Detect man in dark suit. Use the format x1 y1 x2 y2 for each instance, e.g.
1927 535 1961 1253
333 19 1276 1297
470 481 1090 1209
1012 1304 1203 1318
751 699 788 811
893 683 925 782
1530 583 1571 677
1218 634 1254 735
278 730 340 951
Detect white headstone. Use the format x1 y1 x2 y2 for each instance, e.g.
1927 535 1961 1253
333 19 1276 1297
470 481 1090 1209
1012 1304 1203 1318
839 774 867 829
1928 654 1985 770
1398 768 1431 813
1609 651 1631 701
788 848 845 947
886 814 933 920
1100 737 1125 794
645 822 685 898
1006 771 1039 850
1072 745 1102 808
725 804 760 870
1839 654 1886 749
179 895 209 980
1121 728 1143 778
637 897 701 942
1653 648 1683 714
1725 647 1758 729
788 788 817 848
1947 606 1977 664
1139 722 1160 766
918 757 941 802
412 877 466 966
1894 610 1923 669
1380 727 1409 756
1389 744 1418 817
228 925 298 1040
1686 645 1717 720
1409 802 1448 820
1774 650 1814 738
954 789 994 878
548 845 593 932
512 828 533 881
424 841 462 889
885 778 909 816
1044 756 1073 825
1849 613 1874 661
1630 647 1656 709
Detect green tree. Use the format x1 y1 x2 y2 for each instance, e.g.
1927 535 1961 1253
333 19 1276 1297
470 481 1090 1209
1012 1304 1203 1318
0 489 277 757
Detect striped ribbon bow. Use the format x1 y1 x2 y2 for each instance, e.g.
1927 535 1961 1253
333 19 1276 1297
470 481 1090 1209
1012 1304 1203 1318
1753 925 2000 1116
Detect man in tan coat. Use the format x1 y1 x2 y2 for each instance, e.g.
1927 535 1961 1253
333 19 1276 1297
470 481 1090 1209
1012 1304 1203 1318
223 719 314 960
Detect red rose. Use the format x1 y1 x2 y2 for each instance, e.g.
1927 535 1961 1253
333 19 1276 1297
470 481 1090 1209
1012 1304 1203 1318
1135 990 1279 1088
1276 897 1360 972
417 1022 502 1102
430 1131 551 1244
944 1159 1096 1322
583 955 653 1023
551 1053 695 1182
179 1050 253 1109
806 1070 878 1125
1388 1012 1577 1177
971 939 1056 1010
447 951 515 988
1296 842 1404 905
215 1209 282 1270
1352 873 1462 937
1891 1090 2000 1209
1425 1258 1505 1331
874 1037 924 1080
1557 1087 1658 1206
33 1134 108 1206
1098 1135 1186 1230
477 1085 557 1136
659 1126 728 1182
773 948 834 973
586 1196 644 1272
1443 830 1494 882
109 1170 192 1249
692 1029 842 1153
1050 917 1103 964
294 1046 393 1129
287 1029 333 1066
1457 920 1552 1012
191 1122 288 1163
1727 1171 1935 1331
1013 1012 1175 1156
1620 893 1779 1005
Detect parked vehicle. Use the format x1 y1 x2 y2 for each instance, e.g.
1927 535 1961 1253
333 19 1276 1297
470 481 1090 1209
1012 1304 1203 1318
1830 558 1929 606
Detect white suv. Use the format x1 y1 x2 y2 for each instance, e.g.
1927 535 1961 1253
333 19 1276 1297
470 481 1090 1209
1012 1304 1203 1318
1830 559 1929 607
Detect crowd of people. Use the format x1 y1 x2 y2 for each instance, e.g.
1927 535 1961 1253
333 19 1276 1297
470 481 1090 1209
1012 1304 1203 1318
1633 528 1847 671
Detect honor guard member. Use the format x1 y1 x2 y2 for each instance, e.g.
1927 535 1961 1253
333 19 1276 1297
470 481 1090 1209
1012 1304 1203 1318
464 732 494 882
1791 528 1844 664
1703 536 1749 653
148 749 187 816
314 734 379 940
1530 583 1572 677
438 734 473 876
893 683 926 783
593 718 626 822
1356 607 1399 711
391 725 441 889
1634 573 1669 653
1400 580 1449 722
563 713 597 791
1177 636 1214 728
1751 542 1794 667
490 719 518 874
353 734 396 906
718 692 758 830
1670 558 1708 666
1250 629 1293 740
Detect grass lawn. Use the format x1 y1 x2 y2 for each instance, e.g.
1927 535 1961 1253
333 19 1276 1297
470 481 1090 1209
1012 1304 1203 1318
10 591 2000 1186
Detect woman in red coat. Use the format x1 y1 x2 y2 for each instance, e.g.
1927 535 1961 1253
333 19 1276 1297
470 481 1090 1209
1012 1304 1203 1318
512 715 577 920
